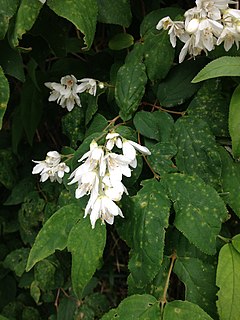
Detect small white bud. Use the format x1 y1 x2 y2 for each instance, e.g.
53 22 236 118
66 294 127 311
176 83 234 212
98 82 105 89
185 18 200 34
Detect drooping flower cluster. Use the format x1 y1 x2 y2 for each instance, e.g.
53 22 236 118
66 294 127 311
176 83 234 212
156 0 240 62
68 132 151 228
45 75 104 112
32 151 70 183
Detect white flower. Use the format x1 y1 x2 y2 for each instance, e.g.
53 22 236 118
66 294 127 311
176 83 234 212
186 18 201 33
32 151 69 183
69 141 105 180
85 195 124 229
77 78 97 96
156 16 189 47
39 0 46 3
102 174 128 201
217 25 240 50
122 139 151 161
105 153 132 182
106 132 123 150
45 75 81 112
75 171 99 200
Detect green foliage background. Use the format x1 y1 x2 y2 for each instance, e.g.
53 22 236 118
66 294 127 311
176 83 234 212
0 0 240 319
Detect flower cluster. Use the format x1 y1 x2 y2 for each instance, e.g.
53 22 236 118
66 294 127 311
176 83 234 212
68 132 151 228
32 151 70 183
45 75 104 112
156 0 240 62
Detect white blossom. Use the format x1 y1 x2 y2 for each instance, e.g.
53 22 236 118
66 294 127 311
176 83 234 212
32 151 69 183
85 195 124 229
77 78 97 96
38 0 46 3
106 132 123 150
217 25 240 50
156 16 189 47
157 0 240 62
45 75 81 112
68 132 150 228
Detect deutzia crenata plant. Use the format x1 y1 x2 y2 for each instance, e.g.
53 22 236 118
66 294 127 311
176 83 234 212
3 0 240 318
157 0 240 62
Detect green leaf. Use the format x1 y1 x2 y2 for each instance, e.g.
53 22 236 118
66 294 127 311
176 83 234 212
0 0 19 39
115 62 147 121
20 78 43 145
148 142 178 176
97 0 132 27
84 93 101 125
109 33 134 51
219 147 240 218
232 234 240 254
3 248 30 277
174 117 222 188
0 149 17 189
163 300 213 320
128 179 170 287
157 58 206 107
48 0 98 49
143 31 174 81
62 107 85 148
85 113 108 138
101 294 160 319
57 297 77 320
133 111 174 142
10 0 42 47
34 259 58 291
192 56 240 83
26 204 82 271
162 173 228 255
128 257 170 299
67 219 106 299
30 280 41 304
0 67 9 130
229 84 240 159
4 177 35 205
216 243 240 320
187 79 229 137
174 258 217 317
0 40 25 82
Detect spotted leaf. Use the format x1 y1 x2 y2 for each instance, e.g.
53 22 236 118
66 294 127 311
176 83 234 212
187 79 229 137
67 218 106 299
0 67 9 130
162 173 228 255
219 147 240 218
128 179 171 287
26 204 82 271
163 300 213 320
174 117 222 188
10 0 42 47
115 62 147 121
101 294 160 319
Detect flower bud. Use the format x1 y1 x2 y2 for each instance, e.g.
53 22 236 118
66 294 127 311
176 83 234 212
98 82 105 89
185 18 200 34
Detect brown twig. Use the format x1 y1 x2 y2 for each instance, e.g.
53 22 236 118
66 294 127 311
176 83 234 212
142 102 186 116
160 252 177 313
